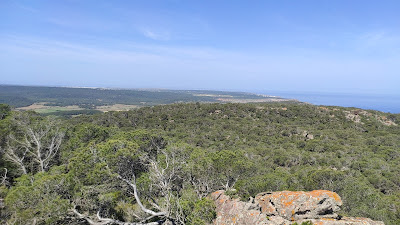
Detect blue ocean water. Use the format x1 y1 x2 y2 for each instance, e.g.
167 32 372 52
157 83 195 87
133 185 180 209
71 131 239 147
260 91 400 114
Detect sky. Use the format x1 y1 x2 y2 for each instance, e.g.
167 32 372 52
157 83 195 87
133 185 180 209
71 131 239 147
0 0 400 95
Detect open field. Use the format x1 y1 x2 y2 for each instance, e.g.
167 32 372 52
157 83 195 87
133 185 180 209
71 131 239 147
216 97 294 103
95 104 140 112
17 102 84 113
17 102 141 114
2 85 295 115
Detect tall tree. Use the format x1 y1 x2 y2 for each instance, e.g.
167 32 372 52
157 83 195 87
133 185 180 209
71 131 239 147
3 112 64 174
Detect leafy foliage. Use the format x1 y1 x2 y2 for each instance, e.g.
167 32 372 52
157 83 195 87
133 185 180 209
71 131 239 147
0 102 399 224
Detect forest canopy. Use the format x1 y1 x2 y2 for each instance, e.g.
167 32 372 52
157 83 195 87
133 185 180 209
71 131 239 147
0 102 399 224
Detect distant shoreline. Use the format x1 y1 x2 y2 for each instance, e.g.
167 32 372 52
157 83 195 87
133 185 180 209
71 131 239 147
1 84 398 114
257 91 400 113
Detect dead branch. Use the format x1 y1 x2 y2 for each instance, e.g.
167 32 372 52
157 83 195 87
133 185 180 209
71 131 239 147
72 207 160 225
4 115 65 174
1 168 7 185
117 174 167 218
3 142 28 175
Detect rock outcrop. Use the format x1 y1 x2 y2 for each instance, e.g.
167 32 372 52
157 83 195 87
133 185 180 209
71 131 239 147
211 190 384 225
256 190 341 220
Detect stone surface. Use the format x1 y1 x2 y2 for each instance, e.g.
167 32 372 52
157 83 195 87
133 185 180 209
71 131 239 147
211 190 280 225
256 190 342 220
299 217 385 225
210 190 384 225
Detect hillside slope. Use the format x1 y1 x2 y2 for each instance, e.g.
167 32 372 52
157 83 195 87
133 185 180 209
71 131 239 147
0 102 399 224
74 102 400 224
0 85 290 108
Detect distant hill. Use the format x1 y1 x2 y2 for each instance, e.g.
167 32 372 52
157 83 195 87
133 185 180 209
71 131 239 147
0 85 294 115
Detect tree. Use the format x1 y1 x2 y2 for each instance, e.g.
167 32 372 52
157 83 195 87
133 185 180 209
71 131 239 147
0 104 11 120
2 112 65 174
5 167 71 225
68 133 193 225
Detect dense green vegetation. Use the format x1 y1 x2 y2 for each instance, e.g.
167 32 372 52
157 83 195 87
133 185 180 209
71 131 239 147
40 109 103 117
0 85 279 108
0 85 214 108
0 102 399 224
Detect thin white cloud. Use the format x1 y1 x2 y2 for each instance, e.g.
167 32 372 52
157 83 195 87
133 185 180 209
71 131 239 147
361 31 387 45
45 16 121 32
140 28 171 41
358 31 400 48
0 35 241 65
11 1 39 13
0 35 399 93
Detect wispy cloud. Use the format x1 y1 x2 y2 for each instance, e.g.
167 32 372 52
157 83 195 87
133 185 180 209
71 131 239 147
0 35 239 65
1 35 399 93
352 31 400 57
361 31 387 45
358 31 400 47
11 1 39 13
45 16 121 32
140 28 171 41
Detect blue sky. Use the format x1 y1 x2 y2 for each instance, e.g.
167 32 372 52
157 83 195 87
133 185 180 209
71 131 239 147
1 0 399 95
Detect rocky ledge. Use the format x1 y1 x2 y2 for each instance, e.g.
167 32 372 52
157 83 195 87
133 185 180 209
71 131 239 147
210 190 384 225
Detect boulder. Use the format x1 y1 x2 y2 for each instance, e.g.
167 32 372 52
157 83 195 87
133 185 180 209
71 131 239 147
255 190 342 220
211 190 279 225
298 217 385 225
210 190 384 225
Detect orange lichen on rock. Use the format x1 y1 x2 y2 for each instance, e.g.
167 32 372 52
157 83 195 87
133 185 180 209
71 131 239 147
255 190 342 220
301 217 385 225
308 190 342 203
211 190 384 225
321 218 335 221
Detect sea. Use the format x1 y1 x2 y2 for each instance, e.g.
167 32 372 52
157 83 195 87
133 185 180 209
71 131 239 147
259 91 400 114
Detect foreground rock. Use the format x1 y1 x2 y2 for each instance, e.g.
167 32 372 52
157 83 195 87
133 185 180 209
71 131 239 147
256 190 342 220
211 190 384 225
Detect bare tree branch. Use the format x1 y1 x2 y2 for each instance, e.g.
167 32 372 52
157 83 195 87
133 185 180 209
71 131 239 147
4 114 65 174
72 207 161 225
3 142 28 175
1 168 7 185
76 146 184 224
117 174 167 218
